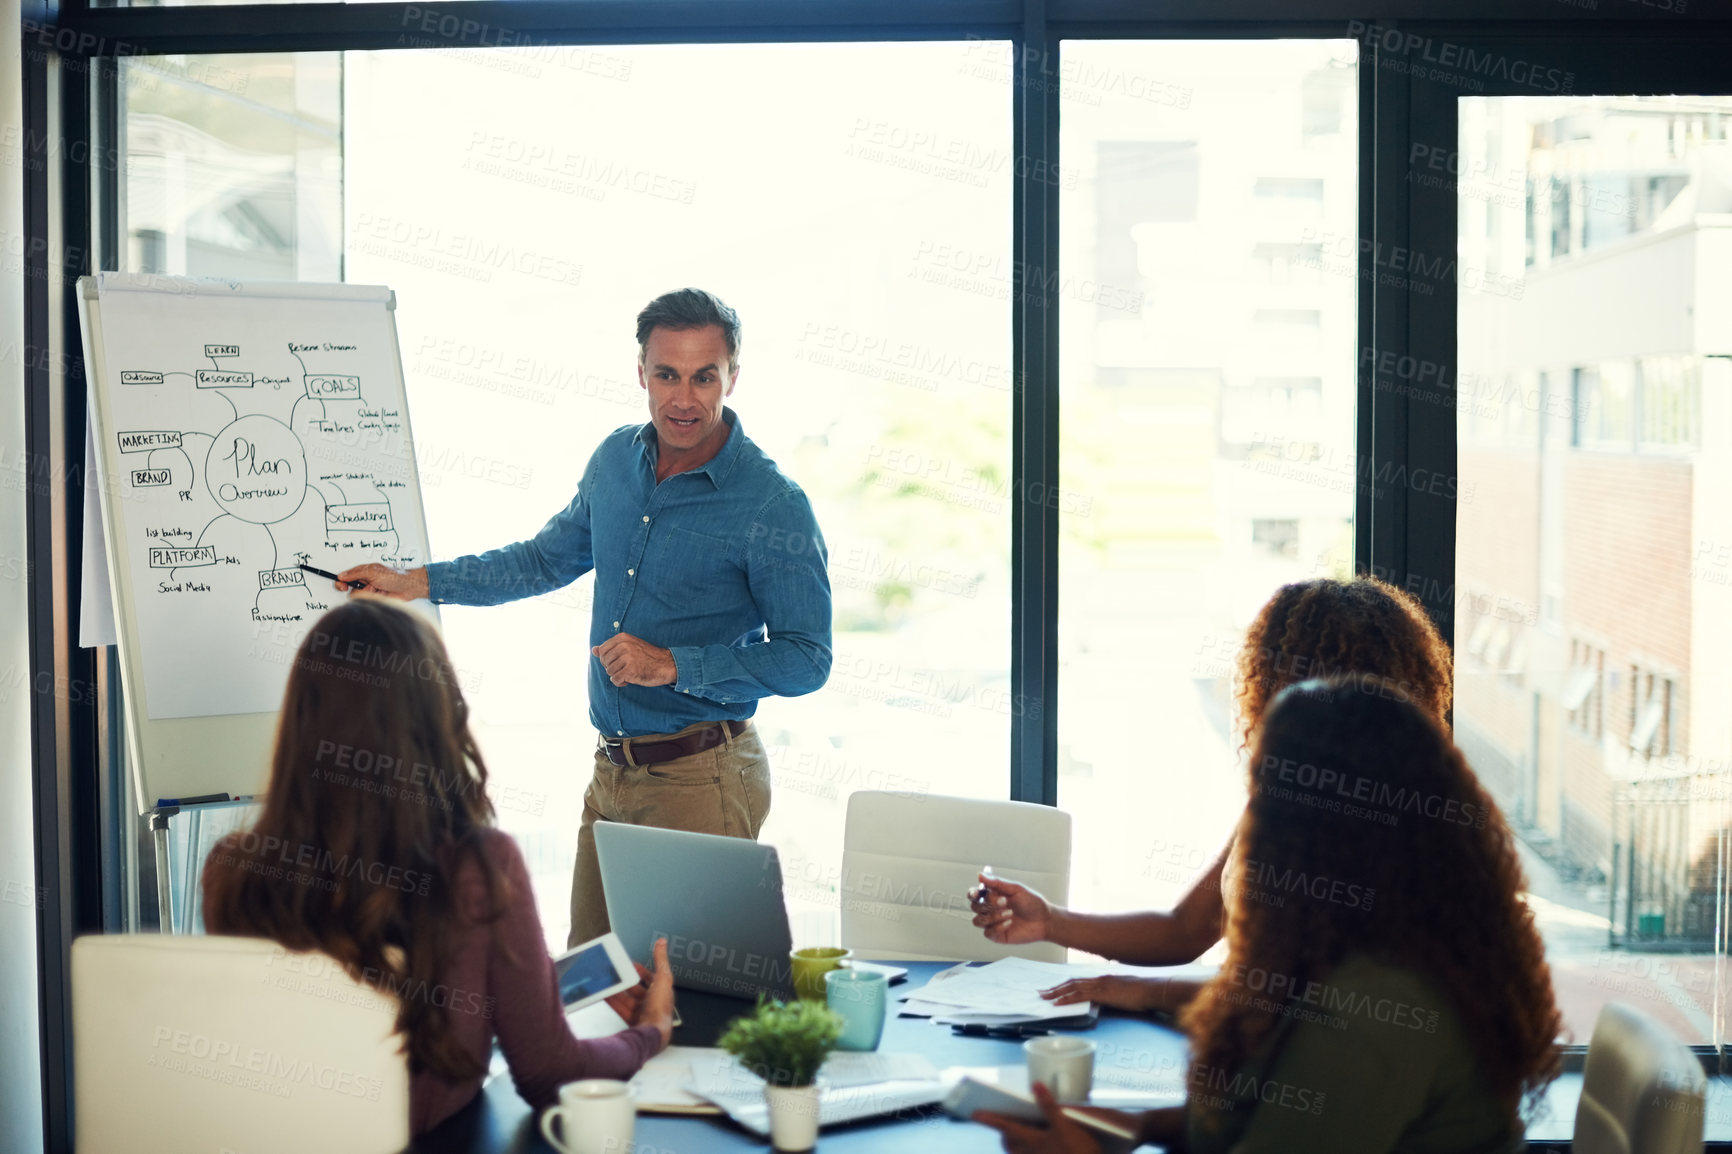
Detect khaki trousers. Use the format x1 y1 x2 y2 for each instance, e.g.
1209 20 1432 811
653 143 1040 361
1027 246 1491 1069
567 719 771 947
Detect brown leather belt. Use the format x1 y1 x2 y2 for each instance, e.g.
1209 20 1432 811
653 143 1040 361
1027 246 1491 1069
598 719 749 768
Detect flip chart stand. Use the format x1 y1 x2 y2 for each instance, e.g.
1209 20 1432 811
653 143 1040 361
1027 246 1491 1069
148 807 175 933
77 274 432 820
147 797 258 933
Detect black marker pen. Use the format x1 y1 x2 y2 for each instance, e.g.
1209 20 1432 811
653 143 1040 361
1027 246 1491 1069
298 563 367 590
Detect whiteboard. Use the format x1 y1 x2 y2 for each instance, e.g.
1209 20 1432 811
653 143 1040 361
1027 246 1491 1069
78 274 436 813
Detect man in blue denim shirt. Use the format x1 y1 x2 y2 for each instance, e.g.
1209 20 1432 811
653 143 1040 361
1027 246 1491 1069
339 289 832 944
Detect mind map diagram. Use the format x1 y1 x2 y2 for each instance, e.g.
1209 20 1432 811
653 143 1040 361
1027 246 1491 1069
114 338 421 635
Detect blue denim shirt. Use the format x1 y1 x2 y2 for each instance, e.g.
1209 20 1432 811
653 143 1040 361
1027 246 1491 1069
424 409 832 738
